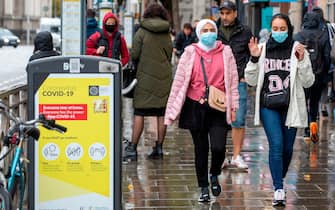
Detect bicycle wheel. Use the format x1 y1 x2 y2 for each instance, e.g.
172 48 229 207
0 186 12 210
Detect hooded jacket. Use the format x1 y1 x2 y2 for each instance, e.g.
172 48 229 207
294 12 331 81
164 42 239 125
131 17 173 109
86 12 129 66
29 31 59 61
245 42 315 128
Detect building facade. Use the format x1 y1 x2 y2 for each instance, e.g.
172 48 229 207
1 0 334 45
0 0 52 44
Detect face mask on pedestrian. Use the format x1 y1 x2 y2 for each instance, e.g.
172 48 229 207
105 24 115 32
200 32 217 47
271 31 288 43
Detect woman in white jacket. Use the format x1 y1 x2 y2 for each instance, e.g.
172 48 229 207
245 13 314 207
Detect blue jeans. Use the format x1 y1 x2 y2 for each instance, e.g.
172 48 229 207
260 107 297 190
232 82 247 128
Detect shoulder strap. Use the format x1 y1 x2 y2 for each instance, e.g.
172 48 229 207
200 57 209 87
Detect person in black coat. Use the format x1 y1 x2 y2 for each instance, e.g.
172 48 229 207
173 23 197 58
294 12 331 142
216 0 253 169
29 31 60 61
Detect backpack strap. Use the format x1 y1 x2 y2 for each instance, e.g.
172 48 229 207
111 31 121 60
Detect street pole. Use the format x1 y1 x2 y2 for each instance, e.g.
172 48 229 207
26 15 30 45
301 0 305 23
53 0 56 17
138 0 142 22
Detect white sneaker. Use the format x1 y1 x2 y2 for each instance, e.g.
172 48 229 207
272 189 286 206
222 157 230 168
231 155 248 169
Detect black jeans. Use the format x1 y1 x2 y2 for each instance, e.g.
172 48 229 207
190 126 228 188
305 78 326 122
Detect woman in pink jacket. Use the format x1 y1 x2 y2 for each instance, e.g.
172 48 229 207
164 19 239 202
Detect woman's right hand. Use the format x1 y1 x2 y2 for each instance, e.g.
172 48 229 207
248 37 262 57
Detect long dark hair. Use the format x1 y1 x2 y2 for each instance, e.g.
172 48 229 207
268 13 294 49
143 3 170 22
270 13 294 41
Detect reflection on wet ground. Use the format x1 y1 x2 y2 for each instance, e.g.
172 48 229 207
122 98 335 209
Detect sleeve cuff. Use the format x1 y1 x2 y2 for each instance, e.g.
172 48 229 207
251 56 259 63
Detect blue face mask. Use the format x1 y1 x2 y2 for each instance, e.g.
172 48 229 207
200 32 217 47
271 31 288 43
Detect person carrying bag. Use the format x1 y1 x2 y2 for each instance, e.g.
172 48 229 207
164 19 239 203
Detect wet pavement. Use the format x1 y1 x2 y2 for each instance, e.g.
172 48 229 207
121 98 335 209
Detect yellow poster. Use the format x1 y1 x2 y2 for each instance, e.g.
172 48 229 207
35 74 114 210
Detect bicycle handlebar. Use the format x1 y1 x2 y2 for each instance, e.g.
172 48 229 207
38 114 67 133
0 101 67 140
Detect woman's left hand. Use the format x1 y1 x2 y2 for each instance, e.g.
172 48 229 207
231 110 236 122
295 43 305 61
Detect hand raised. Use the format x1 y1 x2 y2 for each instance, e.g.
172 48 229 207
248 37 262 57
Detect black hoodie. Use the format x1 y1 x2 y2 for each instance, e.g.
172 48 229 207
29 31 60 61
294 12 330 81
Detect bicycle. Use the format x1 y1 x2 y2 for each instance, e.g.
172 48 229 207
0 101 67 210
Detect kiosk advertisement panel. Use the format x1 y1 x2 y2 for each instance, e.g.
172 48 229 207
35 74 114 209
26 56 121 210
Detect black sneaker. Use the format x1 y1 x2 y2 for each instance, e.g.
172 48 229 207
198 187 210 202
303 127 310 138
210 175 221 197
123 142 137 161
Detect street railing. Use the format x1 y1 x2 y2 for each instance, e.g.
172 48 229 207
0 84 28 206
0 84 28 136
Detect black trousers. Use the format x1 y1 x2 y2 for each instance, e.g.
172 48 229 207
305 78 326 122
190 126 228 188
179 97 229 187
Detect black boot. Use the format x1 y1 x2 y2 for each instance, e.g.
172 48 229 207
148 142 163 159
123 142 137 161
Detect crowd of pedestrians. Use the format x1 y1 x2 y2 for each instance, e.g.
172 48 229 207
27 0 335 207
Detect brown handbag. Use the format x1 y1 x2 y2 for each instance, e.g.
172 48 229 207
208 85 226 112
200 57 227 112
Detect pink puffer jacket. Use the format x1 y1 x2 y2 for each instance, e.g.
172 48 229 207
164 42 239 125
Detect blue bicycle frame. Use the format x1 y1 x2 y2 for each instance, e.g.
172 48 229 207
7 140 25 210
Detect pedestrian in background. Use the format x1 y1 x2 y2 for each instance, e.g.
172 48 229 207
258 28 269 43
216 0 252 169
86 12 129 66
245 13 315 207
86 9 100 39
29 31 60 61
294 11 331 142
123 3 173 161
173 23 197 59
312 7 335 119
164 19 239 202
